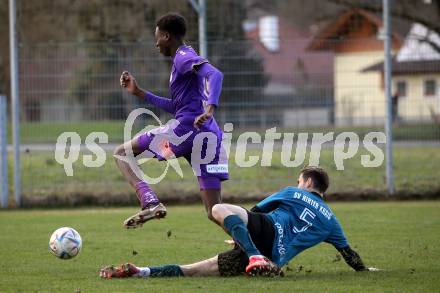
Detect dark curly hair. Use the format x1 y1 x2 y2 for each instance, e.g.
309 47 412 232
156 13 187 38
300 166 329 193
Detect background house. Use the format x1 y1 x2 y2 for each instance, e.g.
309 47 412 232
308 9 408 126
363 23 440 123
244 15 334 127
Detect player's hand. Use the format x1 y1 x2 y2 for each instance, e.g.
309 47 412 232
194 104 215 129
120 71 139 95
224 239 235 245
194 112 213 129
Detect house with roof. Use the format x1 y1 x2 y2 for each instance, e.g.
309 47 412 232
363 23 440 123
244 15 334 127
308 9 408 126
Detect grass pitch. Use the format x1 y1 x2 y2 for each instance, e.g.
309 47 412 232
17 146 440 202
14 121 440 143
1 202 439 292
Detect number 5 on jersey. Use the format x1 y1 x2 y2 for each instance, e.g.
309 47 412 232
293 208 316 233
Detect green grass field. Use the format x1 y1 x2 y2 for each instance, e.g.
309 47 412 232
11 121 440 143
14 146 440 205
0 202 439 292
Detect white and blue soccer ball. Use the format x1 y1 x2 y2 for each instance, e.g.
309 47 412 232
49 227 82 259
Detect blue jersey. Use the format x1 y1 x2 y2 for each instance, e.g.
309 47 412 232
256 187 349 267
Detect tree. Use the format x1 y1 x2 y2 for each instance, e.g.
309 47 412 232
325 0 440 53
67 0 163 120
144 0 267 125
205 0 267 110
0 0 266 123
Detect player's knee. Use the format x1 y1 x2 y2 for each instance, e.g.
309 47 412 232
211 204 226 222
207 209 217 222
113 144 126 158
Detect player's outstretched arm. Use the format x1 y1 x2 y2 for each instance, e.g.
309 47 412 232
120 71 174 114
144 91 174 114
337 246 370 271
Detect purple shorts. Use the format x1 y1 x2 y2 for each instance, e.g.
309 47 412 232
137 119 229 189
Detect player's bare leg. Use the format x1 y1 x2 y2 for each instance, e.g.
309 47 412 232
113 139 143 188
99 256 220 279
211 203 278 276
180 256 220 276
211 203 249 225
113 138 166 229
199 189 222 224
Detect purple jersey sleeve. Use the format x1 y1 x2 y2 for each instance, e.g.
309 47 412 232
195 62 223 107
174 50 207 74
144 91 174 114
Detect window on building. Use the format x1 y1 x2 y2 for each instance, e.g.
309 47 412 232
424 79 436 96
396 80 407 97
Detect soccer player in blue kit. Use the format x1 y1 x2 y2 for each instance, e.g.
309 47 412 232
100 167 379 278
115 13 228 228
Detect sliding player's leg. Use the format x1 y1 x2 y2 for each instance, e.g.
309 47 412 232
99 248 276 279
180 256 220 277
99 244 281 279
211 203 249 224
211 204 279 275
99 255 220 279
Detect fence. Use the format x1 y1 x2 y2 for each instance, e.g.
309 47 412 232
0 95 7 208
16 39 440 141
4 38 440 204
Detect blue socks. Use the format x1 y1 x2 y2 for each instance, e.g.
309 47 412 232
223 215 261 258
149 265 184 277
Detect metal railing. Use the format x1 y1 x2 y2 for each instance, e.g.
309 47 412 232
3 39 440 203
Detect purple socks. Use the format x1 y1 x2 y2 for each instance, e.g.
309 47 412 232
197 177 221 190
135 181 160 210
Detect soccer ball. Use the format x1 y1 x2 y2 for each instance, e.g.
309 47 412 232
49 227 82 259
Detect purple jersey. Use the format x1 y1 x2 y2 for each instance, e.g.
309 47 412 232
171 45 207 119
146 45 223 132
140 45 229 186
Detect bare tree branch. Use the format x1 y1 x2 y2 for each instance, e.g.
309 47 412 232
411 31 440 54
326 0 440 53
326 0 440 34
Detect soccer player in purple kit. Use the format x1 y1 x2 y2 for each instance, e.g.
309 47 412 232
115 13 228 228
